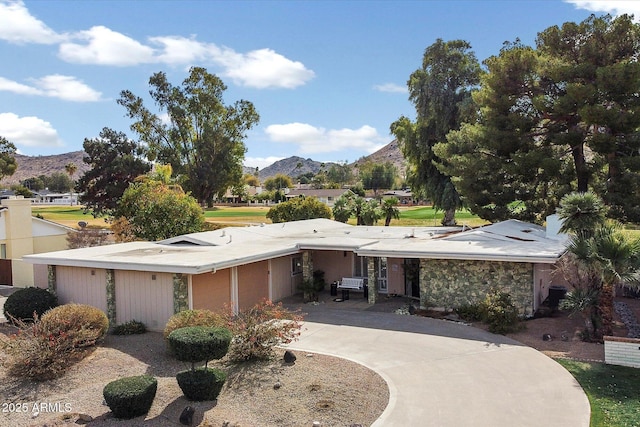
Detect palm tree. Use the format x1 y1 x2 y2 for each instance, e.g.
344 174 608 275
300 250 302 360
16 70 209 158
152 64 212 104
64 162 77 205
558 192 640 338
382 197 400 226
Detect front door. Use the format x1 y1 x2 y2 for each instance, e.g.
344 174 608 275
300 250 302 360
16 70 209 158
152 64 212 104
404 258 420 299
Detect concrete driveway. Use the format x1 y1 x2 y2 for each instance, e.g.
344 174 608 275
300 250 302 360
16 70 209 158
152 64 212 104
285 303 590 427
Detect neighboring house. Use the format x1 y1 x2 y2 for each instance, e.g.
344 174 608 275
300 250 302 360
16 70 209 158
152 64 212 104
24 217 568 332
33 190 78 205
0 197 73 287
383 189 417 205
285 188 353 207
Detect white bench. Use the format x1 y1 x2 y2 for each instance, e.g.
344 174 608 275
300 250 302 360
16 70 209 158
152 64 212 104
338 277 365 291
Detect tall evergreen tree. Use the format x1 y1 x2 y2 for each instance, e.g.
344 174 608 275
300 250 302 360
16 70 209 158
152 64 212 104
391 39 481 225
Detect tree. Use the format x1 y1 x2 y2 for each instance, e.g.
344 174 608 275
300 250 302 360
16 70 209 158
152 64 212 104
263 174 293 192
118 67 260 206
558 192 640 339
44 172 74 193
64 162 77 205
391 39 481 226
382 197 400 226
332 193 382 225
435 15 640 224
11 184 33 198
0 136 17 181
114 179 205 241
77 128 151 217
243 174 260 187
358 161 397 195
326 162 353 186
266 197 331 223
21 177 44 191
332 194 353 223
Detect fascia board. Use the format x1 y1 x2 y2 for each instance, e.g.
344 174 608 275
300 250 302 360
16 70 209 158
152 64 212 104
354 248 565 264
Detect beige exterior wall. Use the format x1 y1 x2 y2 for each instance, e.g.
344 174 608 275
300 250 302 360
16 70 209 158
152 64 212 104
313 250 353 284
56 266 108 313
191 269 231 312
237 261 269 310
387 257 405 295
114 270 173 332
270 255 299 302
33 234 68 253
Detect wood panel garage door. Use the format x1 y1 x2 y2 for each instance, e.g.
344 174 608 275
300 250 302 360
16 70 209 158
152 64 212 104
56 266 107 312
114 271 173 332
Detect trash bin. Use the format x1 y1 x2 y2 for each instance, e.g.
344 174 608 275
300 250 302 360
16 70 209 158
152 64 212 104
330 282 338 296
548 285 567 308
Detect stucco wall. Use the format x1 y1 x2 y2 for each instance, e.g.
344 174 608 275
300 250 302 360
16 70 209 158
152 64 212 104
191 269 231 312
420 259 534 316
313 250 353 284
237 260 269 310
32 234 68 253
387 257 405 295
270 256 299 302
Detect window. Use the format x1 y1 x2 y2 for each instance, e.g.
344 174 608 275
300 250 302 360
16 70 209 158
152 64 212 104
292 256 303 275
354 255 368 277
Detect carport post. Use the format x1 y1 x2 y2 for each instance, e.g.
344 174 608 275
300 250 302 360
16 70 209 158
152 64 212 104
302 251 313 284
47 265 56 292
106 269 116 328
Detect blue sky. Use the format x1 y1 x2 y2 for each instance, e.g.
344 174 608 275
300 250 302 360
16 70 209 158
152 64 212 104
1 1 639 169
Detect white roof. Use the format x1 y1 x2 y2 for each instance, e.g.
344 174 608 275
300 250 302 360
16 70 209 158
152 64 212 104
23 218 568 274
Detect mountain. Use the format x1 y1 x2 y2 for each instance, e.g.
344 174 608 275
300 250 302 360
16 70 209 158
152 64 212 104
257 156 339 180
351 139 407 177
1 151 89 186
1 139 407 187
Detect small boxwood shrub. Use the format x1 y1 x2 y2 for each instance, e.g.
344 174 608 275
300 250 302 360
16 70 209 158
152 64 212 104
103 375 157 419
3 287 58 322
163 309 225 340
168 326 232 368
482 289 521 335
39 304 108 347
455 302 485 322
112 320 147 335
176 367 226 401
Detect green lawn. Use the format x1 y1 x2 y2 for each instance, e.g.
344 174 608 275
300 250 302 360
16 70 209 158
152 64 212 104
398 206 489 227
32 206 107 228
557 359 640 427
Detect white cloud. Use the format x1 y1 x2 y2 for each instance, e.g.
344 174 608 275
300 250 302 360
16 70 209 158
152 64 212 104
217 48 315 89
30 75 102 101
150 35 211 64
373 83 407 94
0 76 41 95
0 75 102 101
0 0 65 44
0 112 63 148
565 1 640 19
265 122 387 154
59 25 156 66
244 156 285 170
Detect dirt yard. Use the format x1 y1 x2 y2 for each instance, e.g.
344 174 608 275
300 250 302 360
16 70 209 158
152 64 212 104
1 296 638 427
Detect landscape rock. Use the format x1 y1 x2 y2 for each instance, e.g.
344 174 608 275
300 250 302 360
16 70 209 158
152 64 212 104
179 405 195 425
284 350 297 363
542 333 552 341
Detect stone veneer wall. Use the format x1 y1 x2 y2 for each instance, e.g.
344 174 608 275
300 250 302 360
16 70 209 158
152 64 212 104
419 259 534 316
604 336 640 368
173 273 189 314
106 269 116 327
47 265 56 292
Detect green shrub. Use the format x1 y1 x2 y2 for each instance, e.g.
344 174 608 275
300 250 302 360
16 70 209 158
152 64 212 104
3 287 58 322
0 315 89 380
168 326 232 368
482 289 521 334
163 309 225 340
455 302 485 322
223 299 304 362
103 375 157 419
176 367 226 401
112 320 147 335
39 304 108 347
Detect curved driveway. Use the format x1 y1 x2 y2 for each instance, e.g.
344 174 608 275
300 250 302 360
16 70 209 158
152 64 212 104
285 305 590 427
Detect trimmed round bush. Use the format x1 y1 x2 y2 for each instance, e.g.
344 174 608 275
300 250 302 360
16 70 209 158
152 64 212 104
168 326 232 364
40 304 109 347
163 309 225 339
176 367 226 401
103 375 157 419
3 287 58 322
